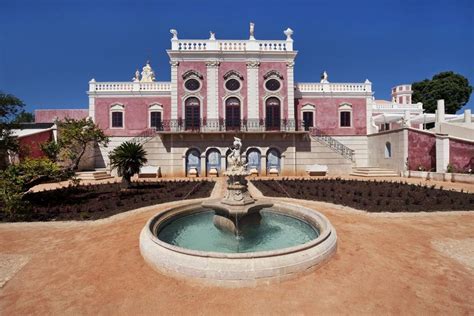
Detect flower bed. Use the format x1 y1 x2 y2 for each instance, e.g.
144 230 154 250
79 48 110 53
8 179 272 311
1 180 215 222
252 178 474 213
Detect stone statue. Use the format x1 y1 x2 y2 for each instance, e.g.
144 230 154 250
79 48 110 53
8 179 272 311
140 61 155 82
284 28 293 40
132 69 140 82
209 31 216 40
170 29 178 40
320 70 329 83
249 22 255 40
227 137 246 171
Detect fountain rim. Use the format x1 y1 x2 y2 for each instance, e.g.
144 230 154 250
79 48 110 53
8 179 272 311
145 199 334 259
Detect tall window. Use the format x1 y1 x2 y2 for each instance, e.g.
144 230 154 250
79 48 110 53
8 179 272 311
265 97 281 131
225 97 240 131
111 112 123 128
150 112 162 130
340 112 351 127
185 97 200 131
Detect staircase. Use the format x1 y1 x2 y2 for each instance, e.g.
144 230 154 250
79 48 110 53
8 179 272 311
350 167 399 177
130 128 158 145
309 128 355 161
76 169 113 181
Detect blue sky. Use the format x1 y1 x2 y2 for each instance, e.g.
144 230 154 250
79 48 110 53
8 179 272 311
1 0 473 113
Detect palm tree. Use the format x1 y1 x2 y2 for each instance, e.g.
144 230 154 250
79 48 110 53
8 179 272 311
109 141 147 188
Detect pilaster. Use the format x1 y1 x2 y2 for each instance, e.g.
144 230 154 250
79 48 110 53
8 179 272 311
436 134 450 173
206 60 220 122
246 60 260 121
286 61 295 130
170 60 179 120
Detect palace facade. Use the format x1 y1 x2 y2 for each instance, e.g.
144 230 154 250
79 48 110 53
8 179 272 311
33 24 474 177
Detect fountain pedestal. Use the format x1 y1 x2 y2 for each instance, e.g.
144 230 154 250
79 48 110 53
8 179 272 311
202 166 272 234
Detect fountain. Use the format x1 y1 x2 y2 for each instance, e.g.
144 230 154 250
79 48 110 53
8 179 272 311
140 137 337 286
202 137 273 234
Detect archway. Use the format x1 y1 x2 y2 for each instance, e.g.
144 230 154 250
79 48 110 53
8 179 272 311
185 148 201 176
206 148 221 176
246 148 261 175
266 148 281 173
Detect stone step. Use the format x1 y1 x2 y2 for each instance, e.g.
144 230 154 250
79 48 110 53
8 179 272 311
350 167 399 177
76 171 113 180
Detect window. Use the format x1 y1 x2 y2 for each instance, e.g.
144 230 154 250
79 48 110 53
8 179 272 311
150 112 162 129
225 97 240 131
111 112 123 128
185 97 200 130
265 79 281 91
225 79 241 91
265 97 281 131
385 142 392 158
184 78 200 91
340 111 351 127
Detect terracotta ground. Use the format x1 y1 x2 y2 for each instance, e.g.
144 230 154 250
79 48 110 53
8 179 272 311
1 177 473 315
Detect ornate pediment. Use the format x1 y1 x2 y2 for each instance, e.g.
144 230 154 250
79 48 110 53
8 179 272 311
223 70 244 80
182 70 203 80
263 70 284 80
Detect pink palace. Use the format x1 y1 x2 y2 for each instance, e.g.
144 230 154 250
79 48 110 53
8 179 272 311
33 24 474 178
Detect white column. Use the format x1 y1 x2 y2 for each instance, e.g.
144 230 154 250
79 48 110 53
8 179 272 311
436 99 445 123
464 109 471 123
436 134 450 173
246 60 260 121
286 61 295 130
88 79 96 121
206 60 220 123
170 60 179 120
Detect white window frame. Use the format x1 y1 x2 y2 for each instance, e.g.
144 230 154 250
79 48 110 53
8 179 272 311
148 103 164 129
300 103 316 128
110 104 125 129
338 103 353 128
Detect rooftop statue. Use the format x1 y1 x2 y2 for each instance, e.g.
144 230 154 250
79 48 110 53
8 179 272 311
170 29 178 40
209 31 216 40
140 61 155 82
320 70 329 83
249 22 255 40
132 69 140 82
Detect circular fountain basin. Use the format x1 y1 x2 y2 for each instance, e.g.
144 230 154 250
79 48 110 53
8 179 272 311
140 200 337 287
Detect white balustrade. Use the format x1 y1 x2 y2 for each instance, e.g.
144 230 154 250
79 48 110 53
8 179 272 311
296 82 372 93
171 39 292 51
90 82 171 93
373 103 423 110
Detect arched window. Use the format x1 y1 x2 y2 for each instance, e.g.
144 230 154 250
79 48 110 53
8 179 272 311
186 148 201 176
267 148 281 173
225 97 241 131
265 97 281 131
385 142 392 158
185 97 200 131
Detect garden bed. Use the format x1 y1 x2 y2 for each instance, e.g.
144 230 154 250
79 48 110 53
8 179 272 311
252 178 474 213
1 180 215 222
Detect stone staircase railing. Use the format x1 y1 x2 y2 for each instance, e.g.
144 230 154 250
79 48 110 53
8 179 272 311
309 127 355 161
130 128 158 145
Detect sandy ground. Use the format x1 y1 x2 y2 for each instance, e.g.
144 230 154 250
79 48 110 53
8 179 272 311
1 178 473 315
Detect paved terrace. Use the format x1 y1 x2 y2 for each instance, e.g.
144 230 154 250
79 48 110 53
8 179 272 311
0 177 473 314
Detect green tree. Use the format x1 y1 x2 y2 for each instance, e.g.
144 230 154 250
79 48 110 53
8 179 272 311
0 92 25 169
412 71 473 114
109 142 147 188
12 111 35 123
56 118 109 171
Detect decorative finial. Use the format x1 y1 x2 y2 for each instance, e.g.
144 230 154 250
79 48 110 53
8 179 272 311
140 61 155 82
209 31 216 40
133 69 140 82
320 71 329 83
170 29 178 40
284 28 293 41
249 22 255 40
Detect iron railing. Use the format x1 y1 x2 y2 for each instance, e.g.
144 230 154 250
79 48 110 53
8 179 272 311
309 127 355 161
154 119 298 132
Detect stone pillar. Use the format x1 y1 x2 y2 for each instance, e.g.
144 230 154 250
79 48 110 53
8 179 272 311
465 109 471 123
436 99 445 123
206 60 220 126
88 79 96 121
403 110 411 127
286 61 295 131
170 60 179 121
246 60 260 124
200 154 206 177
436 134 450 173
261 154 267 176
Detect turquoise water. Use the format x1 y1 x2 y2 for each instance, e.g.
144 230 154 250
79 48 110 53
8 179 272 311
157 209 319 253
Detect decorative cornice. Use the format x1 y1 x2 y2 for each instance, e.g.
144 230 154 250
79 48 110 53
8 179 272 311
263 70 284 80
223 70 244 80
246 60 260 68
205 60 220 67
182 69 204 80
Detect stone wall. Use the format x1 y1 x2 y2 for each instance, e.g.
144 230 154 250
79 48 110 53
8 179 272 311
407 129 436 171
367 129 406 172
450 137 474 172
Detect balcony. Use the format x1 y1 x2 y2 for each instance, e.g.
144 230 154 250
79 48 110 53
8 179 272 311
152 119 300 133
